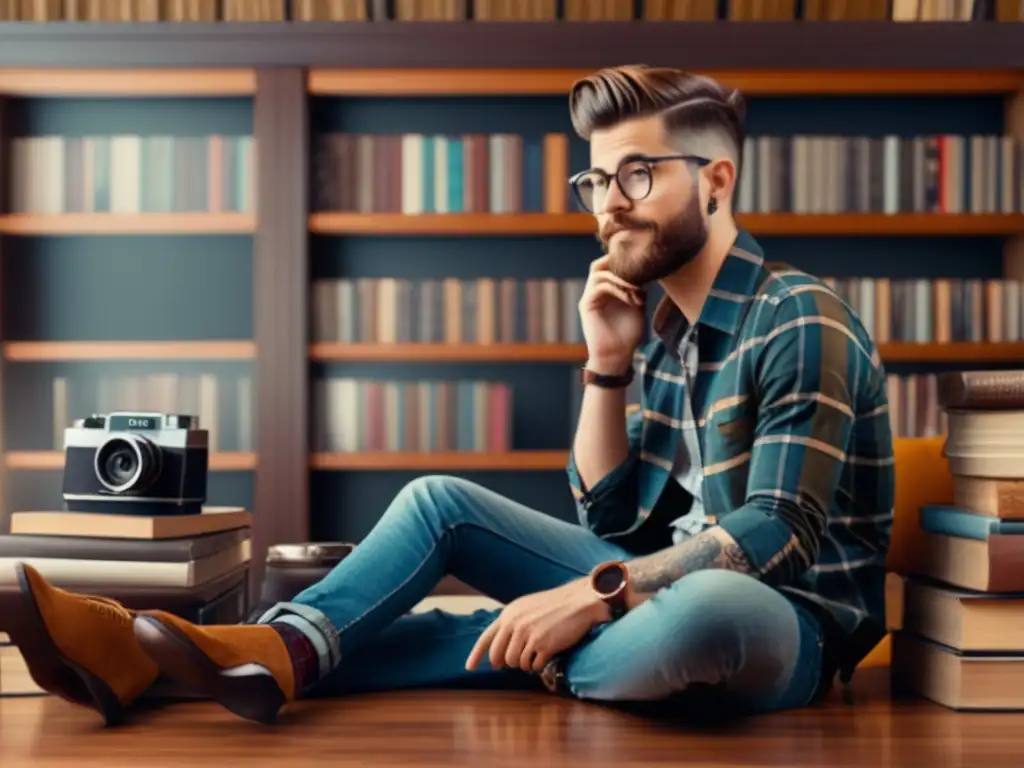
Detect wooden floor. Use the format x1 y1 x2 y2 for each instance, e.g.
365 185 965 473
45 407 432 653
0 668 1018 767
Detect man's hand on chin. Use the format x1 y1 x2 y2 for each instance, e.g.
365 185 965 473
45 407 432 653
464 577 612 674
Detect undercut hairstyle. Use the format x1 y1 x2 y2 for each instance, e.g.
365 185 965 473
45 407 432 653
569 64 746 179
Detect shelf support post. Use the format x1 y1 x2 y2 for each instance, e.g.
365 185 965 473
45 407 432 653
252 67 310 602
0 95 8 532
1005 86 1024 284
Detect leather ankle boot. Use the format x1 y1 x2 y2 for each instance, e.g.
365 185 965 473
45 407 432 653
10 563 159 726
133 610 296 725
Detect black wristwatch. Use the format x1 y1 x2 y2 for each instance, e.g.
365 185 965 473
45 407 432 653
580 365 634 389
590 560 630 620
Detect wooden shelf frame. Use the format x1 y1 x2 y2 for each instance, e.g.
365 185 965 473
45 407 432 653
310 450 567 471
6 451 257 471
0 22 1020 71
311 342 1024 364
0 212 256 235
310 213 1024 237
2 341 257 362
309 68 1024 97
0 31 1017 591
0 68 256 97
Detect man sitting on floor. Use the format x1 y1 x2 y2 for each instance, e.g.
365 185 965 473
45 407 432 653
9 64 894 727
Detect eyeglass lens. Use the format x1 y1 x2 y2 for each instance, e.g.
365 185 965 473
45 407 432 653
574 161 653 213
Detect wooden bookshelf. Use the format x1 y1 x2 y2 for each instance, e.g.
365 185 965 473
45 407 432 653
3 340 257 362
0 68 256 96
310 450 567 471
0 213 256 235
0 20 1018 582
311 342 1024 364
309 69 1024 97
6 450 257 471
309 213 1024 237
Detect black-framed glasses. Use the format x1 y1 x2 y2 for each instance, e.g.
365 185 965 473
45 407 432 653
568 154 710 213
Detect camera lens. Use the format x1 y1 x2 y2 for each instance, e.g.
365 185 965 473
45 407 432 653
94 434 162 494
104 445 138 484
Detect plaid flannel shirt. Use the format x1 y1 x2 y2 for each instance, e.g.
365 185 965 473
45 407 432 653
567 228 895 667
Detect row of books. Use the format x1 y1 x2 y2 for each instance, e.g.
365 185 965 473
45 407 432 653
4 0 289 21
310 274 1024 347
310 276 586 344
313 133 1024 216
339 0 918 22
26 372 255 453
306 368 943 457
887 373 945 439
733 134 1022 215
11 0 1017 22
889 369 1024 710
9 135 255 215
0 366 966 464
821 277 1024 344
310 378 513 453
312 133 568 215
10 130 1021 218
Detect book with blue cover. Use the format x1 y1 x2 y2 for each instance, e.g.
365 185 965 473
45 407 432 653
914 505 1024 592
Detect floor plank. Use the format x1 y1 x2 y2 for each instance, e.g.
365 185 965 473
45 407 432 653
0 669 1018 767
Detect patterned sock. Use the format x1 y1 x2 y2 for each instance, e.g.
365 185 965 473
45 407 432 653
270 622 320 697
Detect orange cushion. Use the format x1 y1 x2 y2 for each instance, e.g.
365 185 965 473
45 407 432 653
858 435 953 669
886 435 953 575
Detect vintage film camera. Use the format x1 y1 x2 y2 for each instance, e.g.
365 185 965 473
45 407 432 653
61 412 209 517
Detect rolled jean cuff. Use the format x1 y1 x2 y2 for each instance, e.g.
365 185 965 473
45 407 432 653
255 601 340 680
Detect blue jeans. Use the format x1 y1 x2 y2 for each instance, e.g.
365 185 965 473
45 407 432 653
255 475 824 714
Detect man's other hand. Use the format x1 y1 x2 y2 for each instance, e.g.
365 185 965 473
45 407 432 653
464 578 610 674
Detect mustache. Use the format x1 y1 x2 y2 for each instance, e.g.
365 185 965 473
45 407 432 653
597 214 655 244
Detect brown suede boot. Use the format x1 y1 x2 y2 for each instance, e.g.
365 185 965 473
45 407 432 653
133 610 295 725
10 563 159 726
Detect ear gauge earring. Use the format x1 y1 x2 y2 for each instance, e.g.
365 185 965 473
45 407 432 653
707 197 718 215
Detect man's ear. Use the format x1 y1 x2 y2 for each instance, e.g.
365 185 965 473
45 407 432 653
705 157 737 206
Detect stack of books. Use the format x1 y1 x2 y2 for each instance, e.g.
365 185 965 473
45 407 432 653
889 369 1024 710
0 506 253 699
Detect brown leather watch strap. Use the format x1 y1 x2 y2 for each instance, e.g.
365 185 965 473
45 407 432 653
580 366 634 389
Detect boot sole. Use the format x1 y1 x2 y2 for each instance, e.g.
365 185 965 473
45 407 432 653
13 563 125 726
133 614 286 725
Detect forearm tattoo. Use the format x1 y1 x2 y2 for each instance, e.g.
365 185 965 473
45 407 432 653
627 527 754 595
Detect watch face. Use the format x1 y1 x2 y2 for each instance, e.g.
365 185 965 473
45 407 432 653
594 564 625 595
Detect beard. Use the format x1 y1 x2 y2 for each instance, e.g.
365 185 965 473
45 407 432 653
597 195 708 286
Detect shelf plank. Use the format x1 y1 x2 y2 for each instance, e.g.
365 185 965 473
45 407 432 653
310 212 592 236
310 451 567 471
878 342 1024 363
310 213 1024 237
311 342 1024 365
309 68 1024 97
6 451 257 471
0 22 1019 71
0 68 256 96
311 342 588 362
0 213 256 235
3 340 257 362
